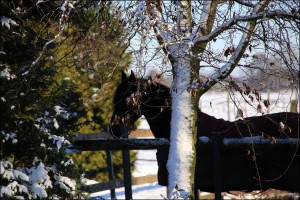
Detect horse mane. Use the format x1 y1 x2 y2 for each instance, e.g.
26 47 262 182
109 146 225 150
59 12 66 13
130 73 172 138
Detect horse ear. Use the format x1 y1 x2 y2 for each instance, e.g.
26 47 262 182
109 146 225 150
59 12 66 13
148 76 152 84
129 70 135 79
121 71 127 81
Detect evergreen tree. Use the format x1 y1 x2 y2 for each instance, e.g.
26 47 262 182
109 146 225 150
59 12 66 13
0 1 133 198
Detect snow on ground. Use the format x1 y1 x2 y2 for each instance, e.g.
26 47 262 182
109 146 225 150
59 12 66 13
138 116 150 129
86 150 213 199
131 150 157 177
89 149 168 199
199 91 298 121
91 182 167 199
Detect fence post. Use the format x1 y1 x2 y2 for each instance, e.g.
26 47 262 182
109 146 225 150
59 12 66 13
213 133 222 199
122 134 132 200
106 150 116 199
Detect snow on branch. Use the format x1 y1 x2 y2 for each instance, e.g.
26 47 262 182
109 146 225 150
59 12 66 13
235 0 255 7
55 175 76 195
197 1 212 35
0 16 18 29
200 26 250 92
199 0 298 94
192 9 300 44
48 135 70 151
223 136 300 145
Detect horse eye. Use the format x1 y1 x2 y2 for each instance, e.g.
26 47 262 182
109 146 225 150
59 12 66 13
143 83 148 90
126 97 131 105
132 97 138 106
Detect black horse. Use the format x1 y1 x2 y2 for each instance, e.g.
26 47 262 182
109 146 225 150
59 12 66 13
110 71 300 193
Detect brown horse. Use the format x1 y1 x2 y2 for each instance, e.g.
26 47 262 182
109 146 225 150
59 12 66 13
110 71 300 193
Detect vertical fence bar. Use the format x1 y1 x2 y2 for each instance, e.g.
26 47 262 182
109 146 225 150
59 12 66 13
213 133 222 199
106 127 116 199
106 150 116 199
122 149 132 199
120 129 132 200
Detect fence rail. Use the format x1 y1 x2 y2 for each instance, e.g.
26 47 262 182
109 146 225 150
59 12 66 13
81 179 124 193
73 132 300 200
73 136 299 151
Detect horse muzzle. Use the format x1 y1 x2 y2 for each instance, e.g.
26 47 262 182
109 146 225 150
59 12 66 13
110 123 129 138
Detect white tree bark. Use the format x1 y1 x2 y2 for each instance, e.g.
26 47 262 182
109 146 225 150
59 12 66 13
167 43 195 198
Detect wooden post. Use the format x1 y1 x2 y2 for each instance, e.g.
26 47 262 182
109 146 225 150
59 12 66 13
106 150 116 199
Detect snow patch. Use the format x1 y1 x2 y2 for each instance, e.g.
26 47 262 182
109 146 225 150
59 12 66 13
0 181 29 198
54 105 71 119
53 118 59 129
199 136 210 143
0 161 30 198
48 135 70 151
0 161 29 181
30 183 48 199
3 132 17 143
61 158 74 167
0 16 17 29
0 66 16 80
170 186 190 199
55 176 76 195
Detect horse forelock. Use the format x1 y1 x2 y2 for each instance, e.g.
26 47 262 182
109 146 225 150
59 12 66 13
125 76 170 96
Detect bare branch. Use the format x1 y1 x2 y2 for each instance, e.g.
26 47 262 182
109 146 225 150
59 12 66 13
200 0 272 95
235 0 255 7
193 10 300 45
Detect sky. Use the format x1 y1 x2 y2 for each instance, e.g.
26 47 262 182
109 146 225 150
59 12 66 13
125 1 299 81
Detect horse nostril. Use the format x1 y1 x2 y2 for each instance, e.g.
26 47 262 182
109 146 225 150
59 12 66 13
119 124 128 135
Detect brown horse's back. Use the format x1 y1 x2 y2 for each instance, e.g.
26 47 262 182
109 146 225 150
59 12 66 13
197 111 299 138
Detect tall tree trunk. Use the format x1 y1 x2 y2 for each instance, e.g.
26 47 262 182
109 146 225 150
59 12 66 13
167 43 196 198
165 1 199 198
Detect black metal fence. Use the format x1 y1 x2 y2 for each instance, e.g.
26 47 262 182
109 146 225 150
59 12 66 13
73 133 300 200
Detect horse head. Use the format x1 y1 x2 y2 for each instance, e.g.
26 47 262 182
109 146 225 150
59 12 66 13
110 70 171 138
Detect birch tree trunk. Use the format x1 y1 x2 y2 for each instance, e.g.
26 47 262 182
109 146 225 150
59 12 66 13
165 1 197 198
167 43 196 197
